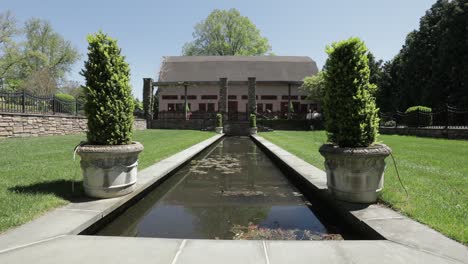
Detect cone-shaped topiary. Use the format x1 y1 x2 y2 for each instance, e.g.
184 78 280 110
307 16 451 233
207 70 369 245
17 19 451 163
81 31 134 145
216 113 223 127
249 114 256 127
323 37 379 147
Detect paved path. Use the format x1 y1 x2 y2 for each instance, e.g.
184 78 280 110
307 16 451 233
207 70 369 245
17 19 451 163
0 235 462 264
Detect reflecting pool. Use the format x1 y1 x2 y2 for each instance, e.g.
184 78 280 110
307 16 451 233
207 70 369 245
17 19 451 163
96 137 344 240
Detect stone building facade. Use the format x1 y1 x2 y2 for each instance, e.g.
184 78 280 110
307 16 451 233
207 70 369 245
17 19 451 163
156 56 320 115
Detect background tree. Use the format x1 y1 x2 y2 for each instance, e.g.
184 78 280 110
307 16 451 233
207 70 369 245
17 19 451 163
182 8 271 56
0 11 17 47
376 0 467 110
0 12 80 93
367 52 383 88
133 97 143 111
19 18 80 92
301 71 325 106
0 11 22 90
21 68 57 95
59 79 84 99
376 58 403 112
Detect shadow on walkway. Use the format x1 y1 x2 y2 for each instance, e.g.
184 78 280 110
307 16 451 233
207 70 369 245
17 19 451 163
9 180 95 203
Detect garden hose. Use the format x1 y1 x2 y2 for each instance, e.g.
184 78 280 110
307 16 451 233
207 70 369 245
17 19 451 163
389 152 409 199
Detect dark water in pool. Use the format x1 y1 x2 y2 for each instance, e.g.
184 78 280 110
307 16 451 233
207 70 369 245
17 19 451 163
96 137 344 240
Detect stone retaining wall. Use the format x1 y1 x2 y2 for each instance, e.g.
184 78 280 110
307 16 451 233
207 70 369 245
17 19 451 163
380 127 468 140
0 113 146 138
133 119 147 131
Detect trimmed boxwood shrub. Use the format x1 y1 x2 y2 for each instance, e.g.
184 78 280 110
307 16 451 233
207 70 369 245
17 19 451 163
80 31 134 145
216 113 223 127
55 93 75 113
405 105 432 113
55 93 75 102
383 120 396 127
323 37 379 147
250 114 257 127
404 106 432 127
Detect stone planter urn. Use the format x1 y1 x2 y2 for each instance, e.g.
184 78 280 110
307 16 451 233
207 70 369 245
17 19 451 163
250 127 258 135
77 142 144 198
215 127 223 134
319 144 391 203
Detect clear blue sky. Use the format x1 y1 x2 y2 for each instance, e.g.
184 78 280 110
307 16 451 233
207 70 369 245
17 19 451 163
4 0 435 99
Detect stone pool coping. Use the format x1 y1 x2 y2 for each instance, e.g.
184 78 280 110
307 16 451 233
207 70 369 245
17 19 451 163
0 134 224 252
0 134 466 264
251 134 467 263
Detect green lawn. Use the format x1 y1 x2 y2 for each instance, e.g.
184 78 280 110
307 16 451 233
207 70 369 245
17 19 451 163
0 129 214 234
260 131 468 244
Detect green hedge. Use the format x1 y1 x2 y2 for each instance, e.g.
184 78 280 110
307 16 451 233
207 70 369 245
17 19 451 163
405 105 432 113
54 93 75 113
404 106 432 127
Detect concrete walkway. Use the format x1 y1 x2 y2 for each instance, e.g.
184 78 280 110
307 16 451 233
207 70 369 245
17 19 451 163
0 134 466 264
0 235 462 264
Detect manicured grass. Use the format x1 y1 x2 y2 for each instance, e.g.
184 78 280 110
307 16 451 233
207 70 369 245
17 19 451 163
260 131 468 244
0 129 214 234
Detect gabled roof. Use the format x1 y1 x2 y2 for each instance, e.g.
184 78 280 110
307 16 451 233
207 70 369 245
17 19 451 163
158 56 318 82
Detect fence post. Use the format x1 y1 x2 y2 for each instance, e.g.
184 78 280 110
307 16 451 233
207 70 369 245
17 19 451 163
417 109 420 127
75 99 79 116
22 90 26 113
52 95 55 115
445 104 449 130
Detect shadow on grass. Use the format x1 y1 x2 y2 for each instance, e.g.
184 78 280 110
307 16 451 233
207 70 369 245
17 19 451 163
8 180 96 203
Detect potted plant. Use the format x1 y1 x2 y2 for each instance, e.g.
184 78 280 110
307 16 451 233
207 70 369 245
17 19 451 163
249 113 257 135
77 32 143 198
215 113 223 134
319 37 391 203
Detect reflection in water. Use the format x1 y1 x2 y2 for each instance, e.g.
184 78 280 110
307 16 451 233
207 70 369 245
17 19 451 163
96 137 343 240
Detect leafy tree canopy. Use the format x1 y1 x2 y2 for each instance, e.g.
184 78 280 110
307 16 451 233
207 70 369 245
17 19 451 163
301 71 325 106
182 8 272 56
376 0 467 111
0 12 80 93
21 19 80 81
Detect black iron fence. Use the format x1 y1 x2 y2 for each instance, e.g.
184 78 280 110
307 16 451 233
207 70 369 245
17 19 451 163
257 111 307 120
380 105 468 129
0 91 84 116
